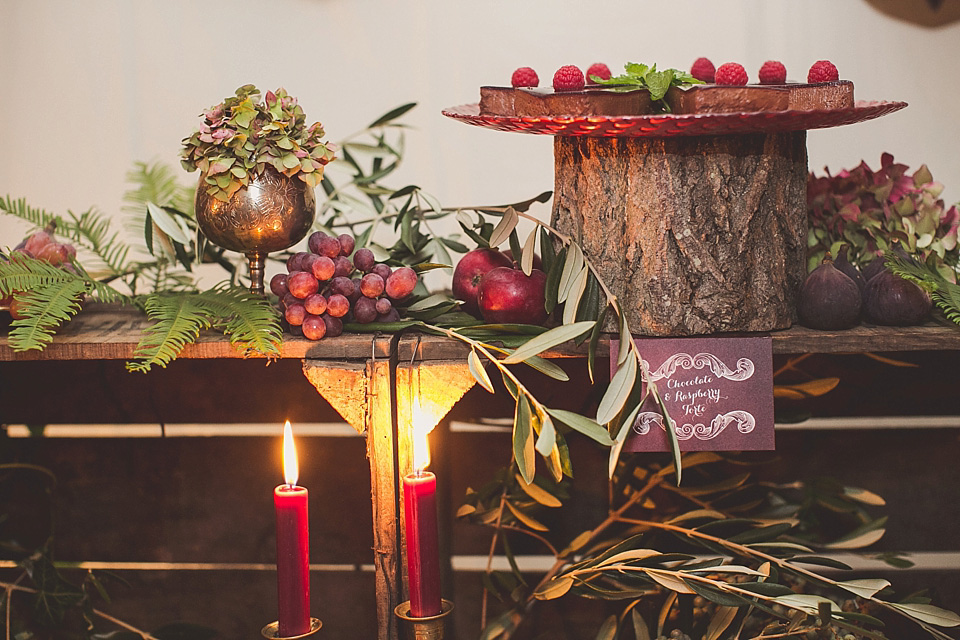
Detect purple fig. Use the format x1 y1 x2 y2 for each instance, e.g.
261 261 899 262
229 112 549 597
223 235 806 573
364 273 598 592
862 267 932 326
834 245 866 293
861 256 886 284
798 254 862 330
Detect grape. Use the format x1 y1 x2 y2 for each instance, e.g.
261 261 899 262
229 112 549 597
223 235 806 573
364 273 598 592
288 323 304 337
327 294 350 318
385 266 417 300
311 255 336 281
338 234 356 256
372 263 392 281
360 273 385 298
285 303 307 326
348 278 363 304
307 231 328 254
301 253 320 275
353 248 375 272
322 313 343 338
302 314 327 340
282 293 298 309
330 276 355 298
334 256 353 278
318 235 341 258
354 296 378 323
377 308 401 323
287 251 311 272
304 293 327 315
287 271 320 299
375 297 392 315
269 273 289 297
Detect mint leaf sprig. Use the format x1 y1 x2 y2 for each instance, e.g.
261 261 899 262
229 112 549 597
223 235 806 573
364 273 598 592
592 62 702 110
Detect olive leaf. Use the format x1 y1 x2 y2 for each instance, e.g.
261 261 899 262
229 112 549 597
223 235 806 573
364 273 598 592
468 349 495 394
521 226 537 276
513 394 536 484
557 243 584 303
515 475 562 507
488 206 519 248
597 354 638 424
535 576 574 600
506 500 548 531
888 602 960 627
562 266 589 326
535 413 557 457
545 408 615 446
502 321 594 364
595 615 618 640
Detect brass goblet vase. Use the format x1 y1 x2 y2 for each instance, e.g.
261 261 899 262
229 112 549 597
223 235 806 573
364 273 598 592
195 167 316 295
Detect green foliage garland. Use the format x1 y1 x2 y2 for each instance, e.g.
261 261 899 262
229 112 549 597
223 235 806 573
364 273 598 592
460 452 960 640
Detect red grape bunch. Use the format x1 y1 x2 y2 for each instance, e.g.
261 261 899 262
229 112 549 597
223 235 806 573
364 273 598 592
270 231 419 341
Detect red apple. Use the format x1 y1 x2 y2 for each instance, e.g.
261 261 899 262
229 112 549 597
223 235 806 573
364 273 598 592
477 266 548 325
452 248 512 317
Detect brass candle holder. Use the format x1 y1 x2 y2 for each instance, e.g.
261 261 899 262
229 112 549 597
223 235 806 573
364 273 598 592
260 617 323 639
394 600 454 640
195 166 316 296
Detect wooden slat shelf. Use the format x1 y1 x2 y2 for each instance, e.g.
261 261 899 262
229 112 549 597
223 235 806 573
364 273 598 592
3 304 960 362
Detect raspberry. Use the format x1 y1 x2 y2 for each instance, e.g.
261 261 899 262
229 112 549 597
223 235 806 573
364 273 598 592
585 62 611 84
807 60 839 83
714 62 748 86
511 67 539 88
552 65 585 91
758 60 787 84
690 57 716 83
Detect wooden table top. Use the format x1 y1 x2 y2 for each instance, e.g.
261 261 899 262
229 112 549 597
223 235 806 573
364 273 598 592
2 304 960 362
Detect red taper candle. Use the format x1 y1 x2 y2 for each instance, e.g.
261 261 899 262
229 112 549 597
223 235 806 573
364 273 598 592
275 421 311 637
403 471 441 617
403 409 442 618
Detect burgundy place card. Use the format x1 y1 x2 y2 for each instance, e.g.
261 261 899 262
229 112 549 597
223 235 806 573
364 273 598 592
610 336 774 452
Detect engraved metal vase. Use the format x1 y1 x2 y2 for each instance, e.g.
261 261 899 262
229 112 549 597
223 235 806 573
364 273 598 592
195 166 316 295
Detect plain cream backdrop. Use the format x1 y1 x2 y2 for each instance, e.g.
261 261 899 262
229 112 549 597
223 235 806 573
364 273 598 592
2 0 958 253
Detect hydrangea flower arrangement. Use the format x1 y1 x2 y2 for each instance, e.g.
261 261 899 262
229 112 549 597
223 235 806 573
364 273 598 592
807 153 959 281
180 84 336 202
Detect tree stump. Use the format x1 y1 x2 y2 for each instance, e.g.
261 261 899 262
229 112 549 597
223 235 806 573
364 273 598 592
551 133 808 336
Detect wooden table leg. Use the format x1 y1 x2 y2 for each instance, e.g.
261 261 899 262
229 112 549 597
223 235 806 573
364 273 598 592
303 352 476 640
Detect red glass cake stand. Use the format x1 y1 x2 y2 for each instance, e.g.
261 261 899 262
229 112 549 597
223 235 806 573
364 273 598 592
441 100 907 137
440 99 908 336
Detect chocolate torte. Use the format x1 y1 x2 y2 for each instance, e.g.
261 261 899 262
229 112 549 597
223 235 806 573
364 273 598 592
480 85 654 117
478 80 853 117
665 80 854 113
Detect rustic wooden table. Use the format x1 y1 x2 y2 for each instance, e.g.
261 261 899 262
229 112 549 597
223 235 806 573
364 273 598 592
4 304 960 640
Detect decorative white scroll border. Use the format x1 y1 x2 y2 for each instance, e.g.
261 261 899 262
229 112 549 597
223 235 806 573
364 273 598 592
643 352 755 383
633 410 756 440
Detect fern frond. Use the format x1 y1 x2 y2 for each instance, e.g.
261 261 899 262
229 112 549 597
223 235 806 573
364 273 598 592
932 283 960 326
887 253 960 327
122 161 195 238
1 254 130 305
0 195 58 228
8 280 89 351
56 207 131 278
193 284 282 358
0 255 75 296
886 254 942 290
126 293 213 372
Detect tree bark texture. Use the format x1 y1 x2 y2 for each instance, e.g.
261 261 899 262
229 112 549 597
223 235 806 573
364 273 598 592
551 133 808 336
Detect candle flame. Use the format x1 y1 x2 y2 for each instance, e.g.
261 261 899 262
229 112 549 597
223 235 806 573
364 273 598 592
283 420 299 486
412 397 434 473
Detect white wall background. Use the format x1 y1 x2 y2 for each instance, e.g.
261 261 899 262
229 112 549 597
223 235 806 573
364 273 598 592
2 0 958 253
